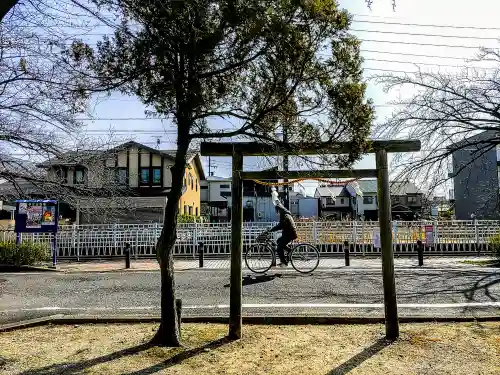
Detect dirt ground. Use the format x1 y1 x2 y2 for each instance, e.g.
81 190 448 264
0 322 499 375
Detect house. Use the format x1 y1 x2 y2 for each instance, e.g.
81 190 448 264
314 185 352 220
200 176 232 222
201 176 316 221
354 180 378 221
389 181 423 220
289 191 318 218
314 179 423 221
37 141 205 224
448 131 500 220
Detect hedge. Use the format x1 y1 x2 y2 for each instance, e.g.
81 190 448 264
488 233 500 258
0 241 50 266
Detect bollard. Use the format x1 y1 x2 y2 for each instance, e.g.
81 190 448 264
416 240 424 266
176 298 182 338
344 240 350 266
124 243 131 269
198 242 204 268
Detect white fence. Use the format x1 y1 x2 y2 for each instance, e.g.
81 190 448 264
2 220 499 259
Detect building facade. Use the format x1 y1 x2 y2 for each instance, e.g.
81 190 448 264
39 141 205 224
449 131 500 220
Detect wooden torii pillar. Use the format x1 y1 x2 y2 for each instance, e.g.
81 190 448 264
200 140 421 341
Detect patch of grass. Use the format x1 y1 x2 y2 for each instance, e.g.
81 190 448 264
1 322 500 374
461 259 500 267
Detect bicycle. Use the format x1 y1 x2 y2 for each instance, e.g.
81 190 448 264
244 231 320 274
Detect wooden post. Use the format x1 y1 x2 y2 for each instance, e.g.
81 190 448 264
229 151 243 340
376 149 399 340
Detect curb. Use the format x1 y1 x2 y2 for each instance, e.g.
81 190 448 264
0 265 59 273
1 314 499 333
48 266 500 274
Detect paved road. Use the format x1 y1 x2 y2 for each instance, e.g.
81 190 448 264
1 268 499 324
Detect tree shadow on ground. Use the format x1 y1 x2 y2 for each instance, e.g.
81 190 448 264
18 337 231 375
326 337 394 375
124 336 231 375
224 273 282 288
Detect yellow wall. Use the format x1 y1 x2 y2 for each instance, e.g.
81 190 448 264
179 158 202 216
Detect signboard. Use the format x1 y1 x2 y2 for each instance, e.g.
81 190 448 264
431 205 439 217
373 231 381 248
15 200 59 233
424 225 434 245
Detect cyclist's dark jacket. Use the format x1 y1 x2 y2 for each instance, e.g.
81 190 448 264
270 203 298 240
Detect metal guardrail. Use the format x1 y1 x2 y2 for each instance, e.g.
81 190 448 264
1 220 498 259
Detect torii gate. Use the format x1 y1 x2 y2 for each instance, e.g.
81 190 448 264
200 140 421 341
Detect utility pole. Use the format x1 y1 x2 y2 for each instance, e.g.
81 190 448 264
283 123 290 209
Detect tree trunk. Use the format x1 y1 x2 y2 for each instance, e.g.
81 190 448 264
151 139 189 347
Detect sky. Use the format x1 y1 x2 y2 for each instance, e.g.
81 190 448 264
51 0 500 196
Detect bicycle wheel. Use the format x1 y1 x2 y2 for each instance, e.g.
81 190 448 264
289 243 320 274
245 243 275 274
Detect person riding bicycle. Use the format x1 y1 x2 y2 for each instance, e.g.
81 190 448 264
265 201 298 267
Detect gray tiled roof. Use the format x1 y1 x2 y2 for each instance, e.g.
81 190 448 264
317 179 421 196
390 181 421 195
356 179 378 193
315 186 349 197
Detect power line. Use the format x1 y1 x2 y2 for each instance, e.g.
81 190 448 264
352 18 500 31
80 39 496 51
351 28 500 40
363 57 496 70
77 117 168 121
76 29 500 41
359 38 495 49
360 49 477 60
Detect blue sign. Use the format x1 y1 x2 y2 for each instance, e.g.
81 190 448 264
15 200 59 233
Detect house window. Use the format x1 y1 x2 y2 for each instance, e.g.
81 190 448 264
393 196 400 203
196 179 198 191
363 196 374 205
220 184 230 189
184 205 188 215
408 196 418 204
152 168 161 185
189 206 193 215
116 168 128 185
200 185 208 190
140 167 161 186
340 198 345 204
326 197 335 205
74 168 85 185
55 168 67 183
140 168 150 185
195 207 199 216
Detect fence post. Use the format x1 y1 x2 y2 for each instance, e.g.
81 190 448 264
433 220 439 253
193 222 198 259
474 219 480 255
416 240 424 266
198 241 204 268
352 220 358 253
50 232 57 268
74 224 80 262
124 243 131 269
313 221 318 245
344 240 350 266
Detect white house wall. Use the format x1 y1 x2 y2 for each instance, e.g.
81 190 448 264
117 151 127 167
129 146 139 187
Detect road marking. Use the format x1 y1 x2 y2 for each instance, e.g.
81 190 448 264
2 302 500 314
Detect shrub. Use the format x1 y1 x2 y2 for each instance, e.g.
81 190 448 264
488 233 500 258
0 241 50 266
177 214 204 224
